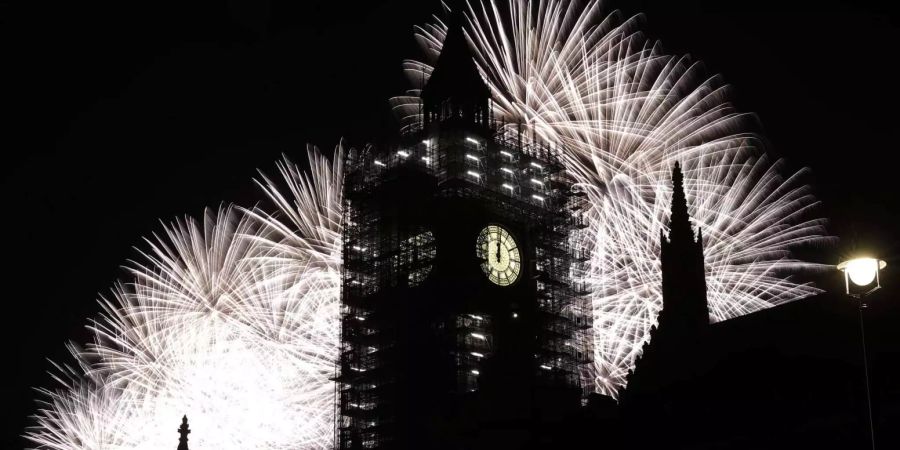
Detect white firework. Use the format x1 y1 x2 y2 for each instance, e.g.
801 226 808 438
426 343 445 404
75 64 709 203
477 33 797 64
27 145 345 449
28 1 836 447
395 0 832 396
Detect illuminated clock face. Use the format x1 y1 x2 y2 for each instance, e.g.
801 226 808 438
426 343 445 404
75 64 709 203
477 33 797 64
476 225 521 286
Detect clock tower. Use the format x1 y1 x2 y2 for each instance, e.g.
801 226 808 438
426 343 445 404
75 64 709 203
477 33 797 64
336 18 592 450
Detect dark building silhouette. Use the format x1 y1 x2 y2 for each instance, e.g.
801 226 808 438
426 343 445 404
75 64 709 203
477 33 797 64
659 162 709 338
335 17 592 450
612 163 714 447
611 164 879 449
624 162 709 399
177 415 190 450
334 11 895 450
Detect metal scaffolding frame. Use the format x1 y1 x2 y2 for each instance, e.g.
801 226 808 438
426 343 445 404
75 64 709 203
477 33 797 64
335 120 592 449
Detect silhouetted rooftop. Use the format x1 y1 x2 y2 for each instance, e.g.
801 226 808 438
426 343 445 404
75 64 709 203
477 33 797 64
421 14 490 107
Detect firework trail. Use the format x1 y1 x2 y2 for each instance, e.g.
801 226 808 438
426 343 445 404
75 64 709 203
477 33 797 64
394 0 831 395
29 1 833 448
27 146 344 449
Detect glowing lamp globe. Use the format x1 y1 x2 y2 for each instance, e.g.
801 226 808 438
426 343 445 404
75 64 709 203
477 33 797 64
837 257 886 298
845 258 881 286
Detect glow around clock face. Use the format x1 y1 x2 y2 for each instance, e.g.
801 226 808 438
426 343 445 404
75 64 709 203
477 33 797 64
476 225 521 286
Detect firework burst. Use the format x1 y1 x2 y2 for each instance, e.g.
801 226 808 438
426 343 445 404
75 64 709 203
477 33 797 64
27 146 345 449
29 1 833 447
394 0 831 395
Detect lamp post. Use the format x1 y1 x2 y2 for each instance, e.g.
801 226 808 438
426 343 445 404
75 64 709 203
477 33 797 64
837 257 886 450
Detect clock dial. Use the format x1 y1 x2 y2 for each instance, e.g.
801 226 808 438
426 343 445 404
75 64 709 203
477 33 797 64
476 225 521 286
398 230 436 287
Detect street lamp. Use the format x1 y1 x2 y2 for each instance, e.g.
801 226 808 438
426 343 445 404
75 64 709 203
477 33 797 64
837 256 886 450
838 257 887 298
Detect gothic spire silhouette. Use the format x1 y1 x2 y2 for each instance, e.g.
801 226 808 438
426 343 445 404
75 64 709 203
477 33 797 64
659 162 708 335
177 415 190 450
625 163 710 397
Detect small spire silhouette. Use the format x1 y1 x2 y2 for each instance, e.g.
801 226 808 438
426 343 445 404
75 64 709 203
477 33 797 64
177 415 191 450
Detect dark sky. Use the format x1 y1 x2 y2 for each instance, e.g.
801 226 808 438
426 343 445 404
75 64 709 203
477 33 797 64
3 0 899 446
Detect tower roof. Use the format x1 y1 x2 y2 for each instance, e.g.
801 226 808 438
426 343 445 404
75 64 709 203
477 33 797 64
421 13 491 108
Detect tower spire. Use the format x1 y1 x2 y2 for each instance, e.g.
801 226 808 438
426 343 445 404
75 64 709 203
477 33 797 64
421 6 491 128
666 162 694 243
177 415 190 450
626 163 710 396
659 162 708 332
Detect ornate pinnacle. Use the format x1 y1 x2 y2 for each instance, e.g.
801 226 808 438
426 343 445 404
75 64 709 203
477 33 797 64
177 415 191 450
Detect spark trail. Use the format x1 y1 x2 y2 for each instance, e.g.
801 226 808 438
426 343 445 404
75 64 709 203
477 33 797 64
27 146 344 449
28 1 832 448
393 0 831 395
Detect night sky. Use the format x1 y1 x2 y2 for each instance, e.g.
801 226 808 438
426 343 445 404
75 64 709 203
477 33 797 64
3 0 899 446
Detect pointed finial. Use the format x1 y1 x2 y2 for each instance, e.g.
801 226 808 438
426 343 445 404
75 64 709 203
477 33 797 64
667 162 692 241
671 162 685 200
177 415 191 450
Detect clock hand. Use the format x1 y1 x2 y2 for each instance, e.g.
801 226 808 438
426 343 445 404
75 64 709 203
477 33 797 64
496 241 501 263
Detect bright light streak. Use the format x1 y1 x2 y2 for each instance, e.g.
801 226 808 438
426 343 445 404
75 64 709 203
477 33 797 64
500 167 514 174
530 162 543 170
467 171 481 178
393 0 832 398
466 137 480 145
29 146 345 449
397 150 410 158
502 183 514 191
466 154 479 161
30 2 838 446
